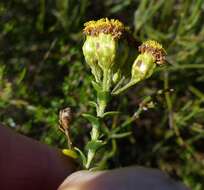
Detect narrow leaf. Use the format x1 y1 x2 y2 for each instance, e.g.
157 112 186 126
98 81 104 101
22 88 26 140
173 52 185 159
103 111 120 118
88 101 98 108
92 81 101 92
86 140 105 151
82 113 99 128
110 132 132 139
74 147 87 166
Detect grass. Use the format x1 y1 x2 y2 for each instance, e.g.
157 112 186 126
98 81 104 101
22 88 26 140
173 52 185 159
0 0 204 189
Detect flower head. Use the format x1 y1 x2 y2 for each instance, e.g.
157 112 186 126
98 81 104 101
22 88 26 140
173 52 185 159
138 40 166 65
131 40 166 82
83 18 126 78
83 18 125 39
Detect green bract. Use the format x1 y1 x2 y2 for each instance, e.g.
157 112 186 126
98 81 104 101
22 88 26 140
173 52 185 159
95 33 116 70
131 40 166 82
82 36 102 82
131 52 156 82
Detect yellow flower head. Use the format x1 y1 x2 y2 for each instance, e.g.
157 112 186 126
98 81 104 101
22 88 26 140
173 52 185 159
83 18 125 39
138 40 166 65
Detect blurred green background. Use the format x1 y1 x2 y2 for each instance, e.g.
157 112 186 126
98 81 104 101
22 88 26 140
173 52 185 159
0 0 204 189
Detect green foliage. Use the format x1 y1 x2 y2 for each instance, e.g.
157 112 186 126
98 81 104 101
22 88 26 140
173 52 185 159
0 0 204 189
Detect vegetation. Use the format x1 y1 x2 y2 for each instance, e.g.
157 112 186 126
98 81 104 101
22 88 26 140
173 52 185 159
0 0 204 189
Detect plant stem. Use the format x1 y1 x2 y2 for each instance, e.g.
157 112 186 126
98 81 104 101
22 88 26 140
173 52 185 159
64 129 72 149
86 69 112 168
86 106 106 168
97 93 107 117
85 121 100 169
97 69 111 117
103 69 110 91
86 103 103 169
112 80 137 95
85 149 95 169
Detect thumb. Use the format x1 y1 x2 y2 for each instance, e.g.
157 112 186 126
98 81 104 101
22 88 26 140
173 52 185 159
58 167 190 190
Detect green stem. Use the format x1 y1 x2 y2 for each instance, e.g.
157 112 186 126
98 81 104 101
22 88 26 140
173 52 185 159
103 69 111 91
112 79 138 95
112 76 125 93
97 92 107 117
85 125 100 169
85 149 95 169
86 69 111 168
86 92 107 168
64 129 72 149
97 69 111 117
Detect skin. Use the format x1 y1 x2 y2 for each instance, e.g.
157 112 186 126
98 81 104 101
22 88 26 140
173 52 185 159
0 124 190 190
0 124 76 190
58 167 190 190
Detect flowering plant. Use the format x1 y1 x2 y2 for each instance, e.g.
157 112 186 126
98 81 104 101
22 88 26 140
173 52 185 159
60 18 166 170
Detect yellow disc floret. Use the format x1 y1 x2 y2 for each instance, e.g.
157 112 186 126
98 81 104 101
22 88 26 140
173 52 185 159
139 40 166 65
83 18 125 39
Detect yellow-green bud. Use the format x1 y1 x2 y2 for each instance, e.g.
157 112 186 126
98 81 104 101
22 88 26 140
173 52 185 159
95 33 116 70
83 18 125 73
131 53 156 81
112 71 121 84
131 40 166 82
82 36 102 82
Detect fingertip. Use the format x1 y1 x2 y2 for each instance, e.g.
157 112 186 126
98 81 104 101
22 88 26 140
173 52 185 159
58 171 104 190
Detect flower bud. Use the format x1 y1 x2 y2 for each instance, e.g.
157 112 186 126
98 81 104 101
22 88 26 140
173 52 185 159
83 18 125 71
82 36 102 82
95 33 116 70
131 40 166 82
131 53 156 81
112 71 121 84
139 40 166 65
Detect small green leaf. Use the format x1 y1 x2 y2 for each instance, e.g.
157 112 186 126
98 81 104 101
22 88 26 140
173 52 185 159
88 101 98 108
92 81 101 92
82 113 99 128
110 132 132 139
103 111 120 118
97 90 110 102
86 140 105 151
74 147 87 166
